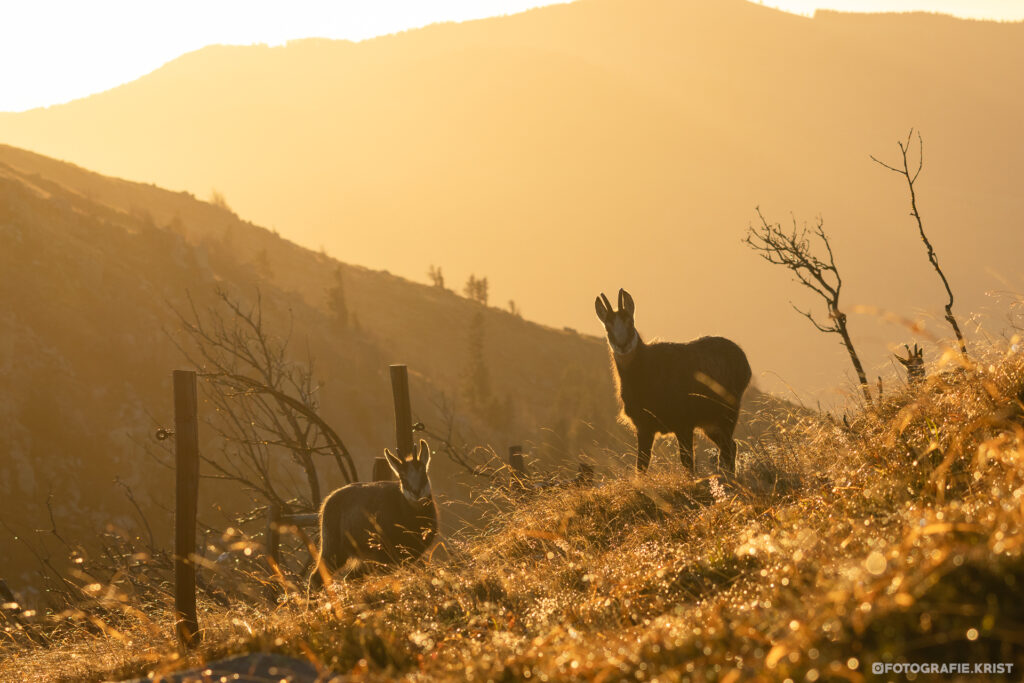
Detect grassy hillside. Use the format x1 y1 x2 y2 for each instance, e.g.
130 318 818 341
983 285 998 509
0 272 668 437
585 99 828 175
3 339 1022 681
0 143 641 588
1 0 1023 398
0 143 789 592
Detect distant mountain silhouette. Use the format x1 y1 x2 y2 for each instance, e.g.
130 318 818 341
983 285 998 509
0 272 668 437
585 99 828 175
1 0 1022 401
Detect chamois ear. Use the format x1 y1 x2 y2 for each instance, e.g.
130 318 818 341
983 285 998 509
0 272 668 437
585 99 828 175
384 448 403 476
416 439 431 469
619 289 635 317
595 295 611 322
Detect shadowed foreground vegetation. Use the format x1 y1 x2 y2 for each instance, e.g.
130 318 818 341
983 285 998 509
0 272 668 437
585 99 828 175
3 342 1024 681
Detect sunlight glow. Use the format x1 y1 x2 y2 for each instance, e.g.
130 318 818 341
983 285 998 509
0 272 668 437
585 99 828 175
0 1 572 112
1 1 1020 111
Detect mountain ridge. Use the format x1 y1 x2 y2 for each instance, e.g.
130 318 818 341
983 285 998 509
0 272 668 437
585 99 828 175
1 0 1022 403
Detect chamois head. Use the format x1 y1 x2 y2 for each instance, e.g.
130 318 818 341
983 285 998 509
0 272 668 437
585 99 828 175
384 438 432 503
595 288 638 355
895 343 925 385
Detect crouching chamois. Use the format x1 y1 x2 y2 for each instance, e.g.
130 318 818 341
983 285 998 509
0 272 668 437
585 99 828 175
595 289 751 475
309 439 437 590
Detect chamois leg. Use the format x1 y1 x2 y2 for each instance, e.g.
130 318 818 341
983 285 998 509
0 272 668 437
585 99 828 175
706 420 738 476
308 550 344 592
309 526 352 591
675 427 695 474
308 541 329 592
636 428 655 472
308 567 323 592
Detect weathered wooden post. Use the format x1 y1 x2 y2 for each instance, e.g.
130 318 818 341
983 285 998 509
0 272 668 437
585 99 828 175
0 578 46 646
390 365 414 459
173 370 200 647
264 503 282 602
373 457 396 481
508 445 525 477
575 462 595 487
265 503 281 567
508 445 526 490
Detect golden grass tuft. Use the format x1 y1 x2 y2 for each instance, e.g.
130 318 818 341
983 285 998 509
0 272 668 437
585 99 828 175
4 342 1024 681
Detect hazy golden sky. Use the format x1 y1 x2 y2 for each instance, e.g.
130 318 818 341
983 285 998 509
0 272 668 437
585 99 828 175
0 1 571 113
0 1 1020 112
767 0 1024 19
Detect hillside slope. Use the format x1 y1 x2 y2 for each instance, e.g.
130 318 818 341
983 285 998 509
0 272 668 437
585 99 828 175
0 143 633 588
3 340 1023 681
1 0 1023 398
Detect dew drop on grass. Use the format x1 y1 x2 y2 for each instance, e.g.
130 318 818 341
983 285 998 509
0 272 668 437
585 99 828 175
865 551 886 576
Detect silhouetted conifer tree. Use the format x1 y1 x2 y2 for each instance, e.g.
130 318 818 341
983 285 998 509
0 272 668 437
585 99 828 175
464 274 489 305
327 266 349 330
252 248 273 281
209 188 231 212
463 310 491 407
428 264 446 289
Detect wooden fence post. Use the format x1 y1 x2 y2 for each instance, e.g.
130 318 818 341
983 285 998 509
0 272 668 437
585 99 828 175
264 503 282 602
173 370 200 647
0 578 46 646
265 503 281 567
389 365 414 459
373 457 396 481
508 445 527 490
576 462 595 487
509 445 525 477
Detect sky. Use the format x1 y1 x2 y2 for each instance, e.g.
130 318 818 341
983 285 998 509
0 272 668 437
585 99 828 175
1 0 1022 112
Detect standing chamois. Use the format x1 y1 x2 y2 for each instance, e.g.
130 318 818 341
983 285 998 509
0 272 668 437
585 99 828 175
309 438 437 590
595 289 751 475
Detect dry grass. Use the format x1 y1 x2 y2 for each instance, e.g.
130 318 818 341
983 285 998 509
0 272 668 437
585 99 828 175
4 342 1024 682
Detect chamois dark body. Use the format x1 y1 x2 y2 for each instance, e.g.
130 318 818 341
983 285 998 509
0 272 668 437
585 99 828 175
596 289 751 474
310 439 437 589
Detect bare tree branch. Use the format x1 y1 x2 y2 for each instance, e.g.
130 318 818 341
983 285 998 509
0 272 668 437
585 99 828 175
746 208 873 406
871 129 967 358
791 303 837 334
421 392 502 478
169 288 357 512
